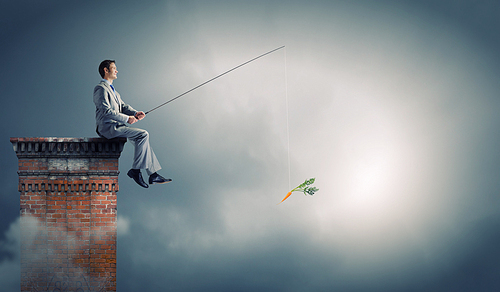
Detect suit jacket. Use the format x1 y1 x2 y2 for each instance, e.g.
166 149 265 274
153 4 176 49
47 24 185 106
93 80 137 139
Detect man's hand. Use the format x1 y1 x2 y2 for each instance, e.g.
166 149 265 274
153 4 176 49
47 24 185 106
128 116 138 124
135 111 146 120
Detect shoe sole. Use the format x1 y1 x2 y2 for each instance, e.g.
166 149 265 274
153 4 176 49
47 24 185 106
150 180 172 185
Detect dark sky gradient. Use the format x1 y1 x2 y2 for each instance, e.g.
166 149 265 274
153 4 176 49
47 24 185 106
2 1 500 291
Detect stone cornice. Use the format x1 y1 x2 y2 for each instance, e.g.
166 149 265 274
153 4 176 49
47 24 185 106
16 171 121 177
10 137 127 158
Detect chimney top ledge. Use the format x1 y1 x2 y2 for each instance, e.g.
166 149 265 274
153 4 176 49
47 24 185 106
10 137 126 143
10 137 127 158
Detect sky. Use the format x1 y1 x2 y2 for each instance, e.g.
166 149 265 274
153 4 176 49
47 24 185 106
1 0 500 291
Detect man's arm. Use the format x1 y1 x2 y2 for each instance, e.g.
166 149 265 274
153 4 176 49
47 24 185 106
93 86 130 124
121 101 138 117
116 91 137 115
116 92 145 123
126 111 145 124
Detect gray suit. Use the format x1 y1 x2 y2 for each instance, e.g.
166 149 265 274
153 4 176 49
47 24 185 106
93 81 161 175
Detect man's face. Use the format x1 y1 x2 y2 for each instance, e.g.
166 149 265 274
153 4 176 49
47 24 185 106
104 63 118 80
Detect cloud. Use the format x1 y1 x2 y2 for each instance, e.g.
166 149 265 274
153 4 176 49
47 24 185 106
0 215 115 291
112 2 500 289
0 217 20 292
2 1 500 291
118 215 131 236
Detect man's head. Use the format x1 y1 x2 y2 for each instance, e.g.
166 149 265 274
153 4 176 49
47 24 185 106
99 60 117 80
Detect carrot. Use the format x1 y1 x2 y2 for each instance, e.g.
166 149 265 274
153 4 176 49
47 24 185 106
278 191 293 204
278 178 318 204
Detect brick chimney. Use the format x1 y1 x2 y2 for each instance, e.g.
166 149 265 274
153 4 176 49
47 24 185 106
11 137 127 292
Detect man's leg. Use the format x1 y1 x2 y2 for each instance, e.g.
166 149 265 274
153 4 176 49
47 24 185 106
128 129 161 175
114 126 170 187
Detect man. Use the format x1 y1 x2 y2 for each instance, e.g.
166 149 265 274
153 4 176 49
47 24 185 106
94 60 171 188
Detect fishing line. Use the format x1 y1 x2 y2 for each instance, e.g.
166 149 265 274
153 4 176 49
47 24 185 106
284 47 291 191
141 45 299 200
145 46 285 115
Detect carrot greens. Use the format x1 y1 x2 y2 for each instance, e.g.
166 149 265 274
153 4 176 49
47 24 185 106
279 178 318 204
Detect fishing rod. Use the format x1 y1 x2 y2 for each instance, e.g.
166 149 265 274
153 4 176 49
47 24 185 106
144 45 285 115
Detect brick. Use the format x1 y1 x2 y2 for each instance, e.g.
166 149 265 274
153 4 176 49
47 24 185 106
13 137 124 291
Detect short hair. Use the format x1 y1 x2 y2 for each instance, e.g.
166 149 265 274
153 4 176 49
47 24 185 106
98 60 115 78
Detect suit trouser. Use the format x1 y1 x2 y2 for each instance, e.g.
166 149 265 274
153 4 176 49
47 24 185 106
113 125 162 175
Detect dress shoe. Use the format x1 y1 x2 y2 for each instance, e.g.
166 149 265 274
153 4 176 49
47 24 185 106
149 172 172 184
127 169 149 188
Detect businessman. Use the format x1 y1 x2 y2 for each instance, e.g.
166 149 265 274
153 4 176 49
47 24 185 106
94 60 171 188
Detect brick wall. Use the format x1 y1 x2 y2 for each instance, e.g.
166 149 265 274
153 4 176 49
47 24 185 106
11 137 127 292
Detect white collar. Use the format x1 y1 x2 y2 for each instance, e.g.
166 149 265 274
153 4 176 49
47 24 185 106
102 79 114 87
